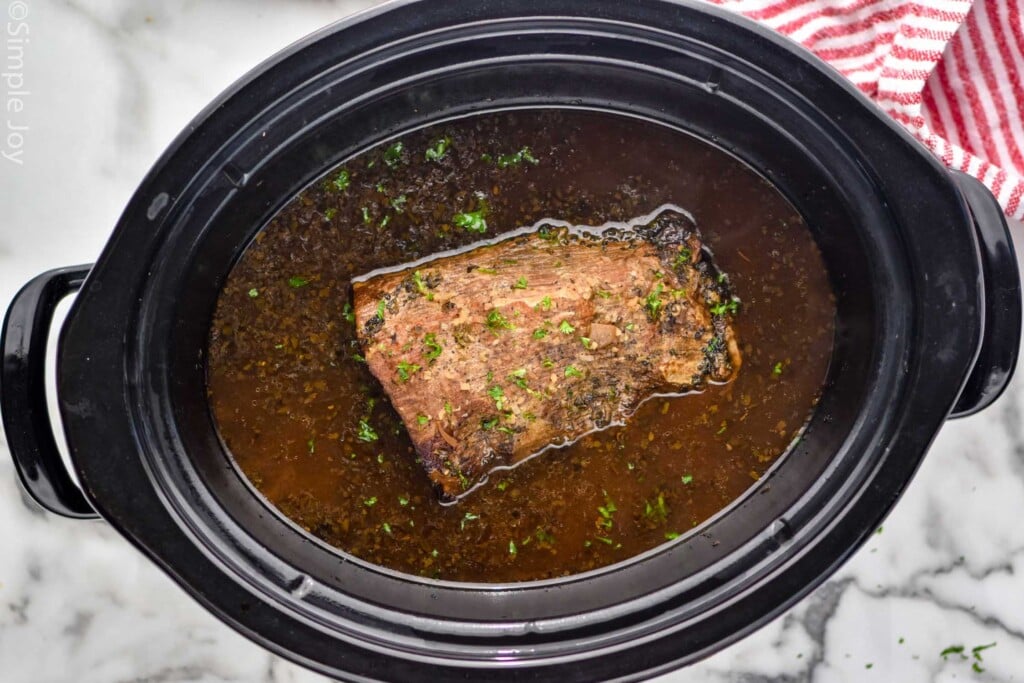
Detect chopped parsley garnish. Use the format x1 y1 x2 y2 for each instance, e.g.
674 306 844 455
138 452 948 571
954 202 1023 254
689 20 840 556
710 298 740 316
509 540 518 555
538 225 558 241
476 267 498 275
488 385 506 410
495 146 539 168
454 211 487 233
644 493 670 523
559 320 575 334
580 337 595 349
324 207 337 222
342 302 355 323
381 522 393 535
363 496 377 507
379 215 391 229
486 309 514 332
390 194 407 212
597 493 617 529
248 288 259 298
416 414 430 426
357 419 378 442
513 276 528 290
444 400 453 414
625 322 636 332
535 528 555 545
644 283 665 320
564 365 584 378
705 336 724 355
673 247 692 268
375 299 387 320
532 328 549 340
496 480 509 491
716 421 727 435
332 169 350 191
973 643 997 659
398 495 410 506
461 512 480 530
288 276 310 288
453 201 488 233
542 358 555 368
423 332 443 361
941 645 964 661
307 438 315 454
594 535 614 545
961 642 996 671
773 361 784 376
681 474 694 484
431 549 439 558
595 289 612 299
411 270 434 301
481 416 499 430
497 426 515 435
665 532 680 540
425 136 452 161
383 141 404 167
535 295 553 311
352 353 365 362
396 360 421 382
948 642 997 672
508 368 528 388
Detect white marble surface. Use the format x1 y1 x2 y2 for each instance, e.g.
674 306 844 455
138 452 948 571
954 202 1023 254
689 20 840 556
1 1 1023 681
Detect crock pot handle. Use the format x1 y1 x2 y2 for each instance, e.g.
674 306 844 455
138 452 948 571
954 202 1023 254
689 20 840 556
948 172 1022 419
1 265 99 518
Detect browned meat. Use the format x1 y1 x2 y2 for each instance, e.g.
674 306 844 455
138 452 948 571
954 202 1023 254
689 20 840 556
352 208 741 498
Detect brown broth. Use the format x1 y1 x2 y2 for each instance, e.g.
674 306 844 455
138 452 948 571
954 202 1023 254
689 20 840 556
207 110 835 583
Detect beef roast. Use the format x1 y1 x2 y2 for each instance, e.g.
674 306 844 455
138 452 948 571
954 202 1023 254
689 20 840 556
352 207 741 498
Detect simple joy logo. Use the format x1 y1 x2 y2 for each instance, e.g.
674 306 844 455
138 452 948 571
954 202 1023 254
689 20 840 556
3 0 29 165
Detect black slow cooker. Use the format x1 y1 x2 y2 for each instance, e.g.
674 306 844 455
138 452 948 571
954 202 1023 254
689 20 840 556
1 1 1020 680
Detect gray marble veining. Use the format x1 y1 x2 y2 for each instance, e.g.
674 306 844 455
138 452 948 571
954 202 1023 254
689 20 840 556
1 1 1023 681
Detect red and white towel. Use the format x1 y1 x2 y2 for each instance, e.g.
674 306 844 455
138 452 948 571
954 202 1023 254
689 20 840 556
709 0 1024 220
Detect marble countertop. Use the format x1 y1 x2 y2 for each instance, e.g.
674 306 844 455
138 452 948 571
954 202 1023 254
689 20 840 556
2 2 1023 681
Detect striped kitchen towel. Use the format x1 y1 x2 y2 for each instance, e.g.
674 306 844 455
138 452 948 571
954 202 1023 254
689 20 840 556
709 0 1024 220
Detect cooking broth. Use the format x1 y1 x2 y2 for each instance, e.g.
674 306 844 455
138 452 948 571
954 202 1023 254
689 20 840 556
207 110 835 582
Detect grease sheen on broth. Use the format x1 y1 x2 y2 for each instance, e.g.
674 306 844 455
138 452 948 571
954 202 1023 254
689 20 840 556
207 110 835 583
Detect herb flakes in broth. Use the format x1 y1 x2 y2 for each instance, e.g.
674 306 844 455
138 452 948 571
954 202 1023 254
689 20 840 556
207 110 835 583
